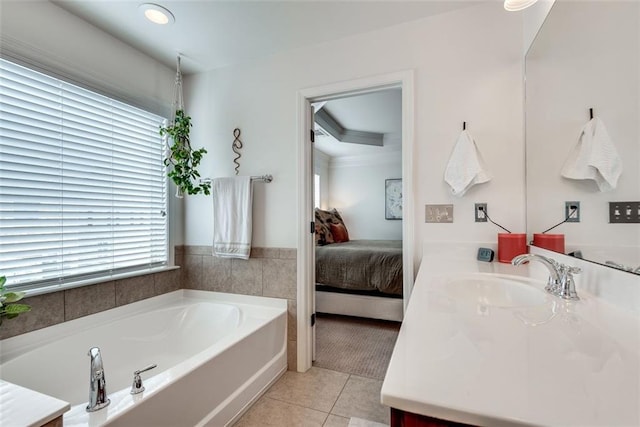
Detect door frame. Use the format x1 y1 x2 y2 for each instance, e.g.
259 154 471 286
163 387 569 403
296 70 415 372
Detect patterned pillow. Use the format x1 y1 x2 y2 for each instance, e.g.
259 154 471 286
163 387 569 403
315 208 349 245
314 208 334 245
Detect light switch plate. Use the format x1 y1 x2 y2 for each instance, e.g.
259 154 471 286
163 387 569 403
609 201 640 223
425 204 454 223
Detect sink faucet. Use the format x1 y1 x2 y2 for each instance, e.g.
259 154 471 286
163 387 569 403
606 261 640 274
512 254 581 300
87 347 110 412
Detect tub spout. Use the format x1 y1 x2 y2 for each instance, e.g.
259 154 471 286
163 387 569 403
87 346 110 412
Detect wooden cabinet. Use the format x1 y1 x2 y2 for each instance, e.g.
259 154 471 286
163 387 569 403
390 408 476 427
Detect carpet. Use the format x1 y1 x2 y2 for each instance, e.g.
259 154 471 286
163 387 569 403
313 313 401 380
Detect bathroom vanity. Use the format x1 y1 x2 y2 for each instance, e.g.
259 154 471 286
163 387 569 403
381 255 640 427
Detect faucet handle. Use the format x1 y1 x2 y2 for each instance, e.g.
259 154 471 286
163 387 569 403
130 364 157 395
558 263 581 300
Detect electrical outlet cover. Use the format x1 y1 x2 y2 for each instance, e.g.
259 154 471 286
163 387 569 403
565 201 580 222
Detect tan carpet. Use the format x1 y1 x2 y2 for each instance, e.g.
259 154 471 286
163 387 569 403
313 313 401 380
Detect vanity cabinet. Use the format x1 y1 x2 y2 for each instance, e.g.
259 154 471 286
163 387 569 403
390 408 474 427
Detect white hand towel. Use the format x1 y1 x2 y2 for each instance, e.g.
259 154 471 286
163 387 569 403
561 117 622 192
444 130 491 197
212 176 253 260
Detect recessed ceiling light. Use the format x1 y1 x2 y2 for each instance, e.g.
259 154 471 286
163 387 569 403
139 3 175 25
504 0 539 11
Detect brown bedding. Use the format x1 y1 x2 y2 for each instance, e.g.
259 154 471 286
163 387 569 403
315 240 403 296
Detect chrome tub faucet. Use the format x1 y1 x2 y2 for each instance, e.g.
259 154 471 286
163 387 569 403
87 346 110 412
512 254 581 300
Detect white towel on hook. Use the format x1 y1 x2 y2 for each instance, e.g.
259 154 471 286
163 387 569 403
444 130 491 197
212 176 253 260
561 117 622 192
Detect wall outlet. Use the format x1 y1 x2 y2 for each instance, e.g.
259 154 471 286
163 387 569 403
425 204 453 223
475 203 487 222
565 201 580 222
609 201 640 223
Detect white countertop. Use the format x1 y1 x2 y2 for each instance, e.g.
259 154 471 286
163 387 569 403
381 258 640 426
0 380 69 427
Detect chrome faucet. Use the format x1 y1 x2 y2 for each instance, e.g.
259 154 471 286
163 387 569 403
512 254 581 300
606 261 640 274
87 347 110 412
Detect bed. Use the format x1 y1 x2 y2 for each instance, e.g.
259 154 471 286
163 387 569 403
314 208 404 321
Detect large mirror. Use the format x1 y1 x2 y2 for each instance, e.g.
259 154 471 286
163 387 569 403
525 0 640 274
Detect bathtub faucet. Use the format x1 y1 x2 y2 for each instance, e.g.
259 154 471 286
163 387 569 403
86 346 110 412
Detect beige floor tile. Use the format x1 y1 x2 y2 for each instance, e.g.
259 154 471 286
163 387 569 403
330 375 390 425
323 414 350 427
265 367 349 412
234 396 328 427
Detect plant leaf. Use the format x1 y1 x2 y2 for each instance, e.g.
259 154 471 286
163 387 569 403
4 304 31 315
3 292 25 303
0 276 6 287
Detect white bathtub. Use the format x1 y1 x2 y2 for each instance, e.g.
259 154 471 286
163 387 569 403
0 290 287 426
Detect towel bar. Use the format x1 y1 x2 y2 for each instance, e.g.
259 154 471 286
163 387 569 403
199 174 273 184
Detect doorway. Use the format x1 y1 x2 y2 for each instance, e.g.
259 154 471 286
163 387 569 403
296 71 415 372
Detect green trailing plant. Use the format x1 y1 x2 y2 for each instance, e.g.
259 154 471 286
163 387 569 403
160 109 211 197
0 276 31 326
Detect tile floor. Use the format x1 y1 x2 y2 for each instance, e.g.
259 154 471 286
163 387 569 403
233 367 390 427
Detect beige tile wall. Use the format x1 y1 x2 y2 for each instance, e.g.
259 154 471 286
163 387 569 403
181 246 298 370
0 268 181 340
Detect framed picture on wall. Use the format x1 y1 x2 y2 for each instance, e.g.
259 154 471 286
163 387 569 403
385 179 402 220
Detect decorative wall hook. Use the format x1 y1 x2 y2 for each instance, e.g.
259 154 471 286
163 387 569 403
463 121 467 130
232 128 243 175
589 108 594 120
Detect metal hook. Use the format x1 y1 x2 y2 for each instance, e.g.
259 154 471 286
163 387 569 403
589 108 594 120
463 121 466 130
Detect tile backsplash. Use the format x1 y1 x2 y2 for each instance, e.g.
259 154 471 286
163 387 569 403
0 268 181 340
0 246 298 370
180 246 298 370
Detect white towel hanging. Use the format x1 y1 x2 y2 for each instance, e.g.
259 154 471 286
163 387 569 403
444 130 491 197
212 176 253 259
561 117 622 192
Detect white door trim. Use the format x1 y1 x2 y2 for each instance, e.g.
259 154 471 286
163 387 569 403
296 70 415 372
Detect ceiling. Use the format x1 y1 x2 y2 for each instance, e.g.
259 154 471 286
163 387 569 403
51 0 481 74
314 88 402 158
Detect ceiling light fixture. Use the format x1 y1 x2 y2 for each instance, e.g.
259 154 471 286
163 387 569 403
139 3 175 25
504 0 539 11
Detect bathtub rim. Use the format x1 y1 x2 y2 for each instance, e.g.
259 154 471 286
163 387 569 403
0 290 287 365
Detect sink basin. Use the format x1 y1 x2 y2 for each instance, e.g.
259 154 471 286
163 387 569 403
444 275 547 308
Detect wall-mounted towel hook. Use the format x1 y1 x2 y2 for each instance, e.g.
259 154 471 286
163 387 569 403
463 121 467 130
589 108 594 120
232 128 243 175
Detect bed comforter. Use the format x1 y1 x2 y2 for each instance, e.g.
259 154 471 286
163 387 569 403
315 240 403 296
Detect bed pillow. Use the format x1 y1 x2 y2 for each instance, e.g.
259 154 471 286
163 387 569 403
330 223 349 243
314 208 334 245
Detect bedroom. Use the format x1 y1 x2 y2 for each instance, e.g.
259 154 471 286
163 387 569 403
311 89 404 376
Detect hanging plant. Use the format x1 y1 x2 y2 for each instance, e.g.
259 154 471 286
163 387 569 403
160 109 210 197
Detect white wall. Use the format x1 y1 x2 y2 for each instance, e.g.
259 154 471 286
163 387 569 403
525 1 640 266
0 1 174 117
523 0 556 55
328 152 402 240
184 2 525 265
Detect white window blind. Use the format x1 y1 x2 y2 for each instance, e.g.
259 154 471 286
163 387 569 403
0 58 168 291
